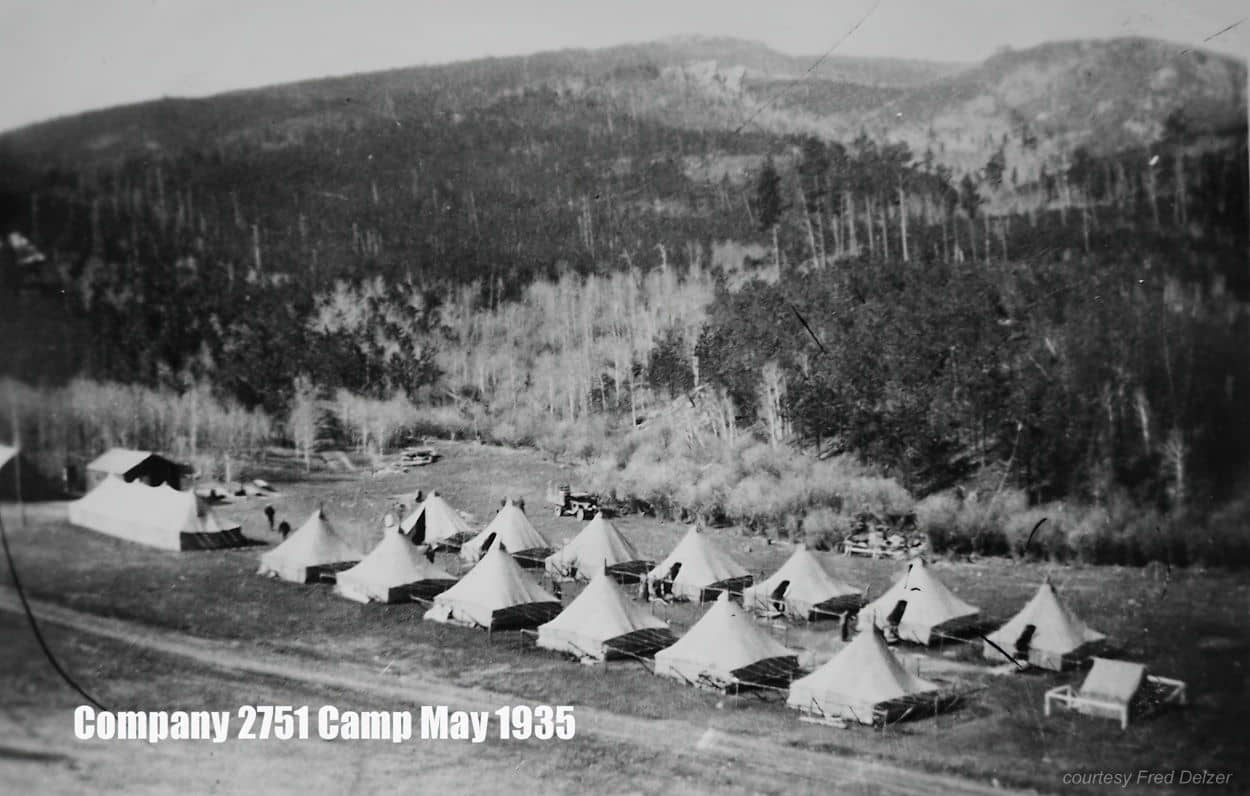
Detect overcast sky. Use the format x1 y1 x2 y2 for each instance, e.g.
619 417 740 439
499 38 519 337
0 0 1245 132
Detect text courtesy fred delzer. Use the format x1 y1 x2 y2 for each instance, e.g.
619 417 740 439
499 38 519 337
74 705 576 744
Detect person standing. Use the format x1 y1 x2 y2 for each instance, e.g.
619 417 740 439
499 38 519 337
263 504 276 532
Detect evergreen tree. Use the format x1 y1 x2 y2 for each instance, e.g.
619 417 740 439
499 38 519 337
755 155 784 267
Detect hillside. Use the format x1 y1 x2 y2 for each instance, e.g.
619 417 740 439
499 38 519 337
4 36 1241 172
0 34 1248 566
0 37 961 167
856 37 1247 174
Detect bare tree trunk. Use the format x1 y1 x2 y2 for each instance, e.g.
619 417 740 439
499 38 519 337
983 212 990 262
831 207 842 259
1146 164 1160 227
252 224 262 272
967 214 977 263
1081 199 1091 254
845 192 857 255
898 184 909 263
1061 175 1072 226
797 182 818 267
865 195 875 257
880 200 890 260
815 208 827 267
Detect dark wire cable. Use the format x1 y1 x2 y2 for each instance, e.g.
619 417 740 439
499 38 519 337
0 509 110 711
732 0 885 136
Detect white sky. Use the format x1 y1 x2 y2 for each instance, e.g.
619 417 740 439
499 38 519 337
0 0 1246 132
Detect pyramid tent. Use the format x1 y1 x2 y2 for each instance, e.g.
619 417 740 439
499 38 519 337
399 492 473 546
537 571 675 661
461 499 551 563
860 558 980 645
424 546 561 631
788 627 940 725
647 526 752 601
68 478 245 551
545 515 646 580
742 546 864 619
654 592 798 689
336 524 457 603
257 509 364 584
983 581 1105 670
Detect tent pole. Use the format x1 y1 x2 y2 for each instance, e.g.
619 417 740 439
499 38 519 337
9 387 25 529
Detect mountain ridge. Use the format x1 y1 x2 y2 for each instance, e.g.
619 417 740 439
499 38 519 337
2 33 1241 185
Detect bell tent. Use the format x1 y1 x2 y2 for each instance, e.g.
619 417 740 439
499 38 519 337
536 571 675 661
461 499 552 566
741 545 864 619
545 514 650 581
68 478 246 551
257 508 363 584
399 491 473 547
424 546 561 631
859 558 980 644
787 627 943 725
654 592 798 690
647 526 753 602
983 581 1105 670
336 520 457 603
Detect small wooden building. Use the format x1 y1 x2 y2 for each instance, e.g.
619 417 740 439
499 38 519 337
86 448 186 491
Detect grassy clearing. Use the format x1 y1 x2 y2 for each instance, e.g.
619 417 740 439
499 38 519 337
0 613 739 796
2 441 1248 793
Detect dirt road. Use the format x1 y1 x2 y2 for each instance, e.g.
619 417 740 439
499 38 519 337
0 588 1035 795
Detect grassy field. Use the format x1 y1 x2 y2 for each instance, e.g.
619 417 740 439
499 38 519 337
0 612 752 795
2 441 1248 793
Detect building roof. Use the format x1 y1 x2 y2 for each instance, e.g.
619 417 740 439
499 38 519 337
86 448 160 475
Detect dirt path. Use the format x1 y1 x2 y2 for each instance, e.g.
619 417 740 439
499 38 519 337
0 588 1036 796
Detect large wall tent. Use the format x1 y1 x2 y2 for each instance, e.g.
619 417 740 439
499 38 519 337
68 478 246 551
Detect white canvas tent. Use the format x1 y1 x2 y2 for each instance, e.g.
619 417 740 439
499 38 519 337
859 558 980 644
536 571 675 661
647 526 752 602
654 592 798 690
461 499 551 565
788 627 941 725
741 545 864 619
336 523 457 603
983 581 1105 670
545 514 648 581
424 546 561 631
399 491 473 547
257 509 363 584
67 477 245 551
